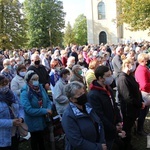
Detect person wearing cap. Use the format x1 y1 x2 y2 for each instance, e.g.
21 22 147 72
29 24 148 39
28 54 50 91
11 64 26 96
20 70 52 150
0 75 24 150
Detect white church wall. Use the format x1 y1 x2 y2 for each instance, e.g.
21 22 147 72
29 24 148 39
86 0 150 45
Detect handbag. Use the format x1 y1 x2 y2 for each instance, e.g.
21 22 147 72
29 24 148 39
8 105 28 137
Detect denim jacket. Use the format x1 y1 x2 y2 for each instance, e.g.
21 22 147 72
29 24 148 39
0 94 24 147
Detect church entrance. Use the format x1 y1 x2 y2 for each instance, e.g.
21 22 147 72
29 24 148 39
99 31 107 44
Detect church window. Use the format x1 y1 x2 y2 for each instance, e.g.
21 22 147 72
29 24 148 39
98 1 105 20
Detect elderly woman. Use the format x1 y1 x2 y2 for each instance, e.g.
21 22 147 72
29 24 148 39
70 65 85 85
1 59 14 81
11 64 26 96
49 59 61 95
62 81 107 150
20 70 52 150
135 53 150 136
0 75 24 150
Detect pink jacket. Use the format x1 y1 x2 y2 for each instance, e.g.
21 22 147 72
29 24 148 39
135 65 150 93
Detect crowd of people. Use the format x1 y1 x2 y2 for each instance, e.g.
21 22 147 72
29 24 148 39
0 41 150 150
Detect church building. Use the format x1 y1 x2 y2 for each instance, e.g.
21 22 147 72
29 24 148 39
86 0 150 45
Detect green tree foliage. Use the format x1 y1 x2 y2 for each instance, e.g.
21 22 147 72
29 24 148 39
0 0 27 50
63 22 75 46
73 14 87 45
24 0 65 48
117 0 150 31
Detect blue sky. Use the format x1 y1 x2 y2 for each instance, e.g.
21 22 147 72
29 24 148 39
19 0 86 26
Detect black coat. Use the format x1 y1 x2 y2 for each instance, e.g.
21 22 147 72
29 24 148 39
117 72 142 119
87 80 122 141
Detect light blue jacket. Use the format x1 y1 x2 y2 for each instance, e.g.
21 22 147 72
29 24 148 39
20 84 52 132
53 78 69 115
0 94 24 147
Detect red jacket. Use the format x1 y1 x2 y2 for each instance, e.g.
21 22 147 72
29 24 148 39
135 65 150 93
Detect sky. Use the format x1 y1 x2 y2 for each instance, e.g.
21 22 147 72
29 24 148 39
19 0 86 26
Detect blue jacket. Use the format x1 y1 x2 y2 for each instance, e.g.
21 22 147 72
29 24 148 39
62 102 105 150
0 94 24 147
20 84 52 132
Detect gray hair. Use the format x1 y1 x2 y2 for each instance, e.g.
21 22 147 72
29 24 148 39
24 70 38 82
65 81 84 99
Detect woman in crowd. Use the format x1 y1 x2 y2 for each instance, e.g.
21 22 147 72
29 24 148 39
117 59 145 150
11 64 26 96
135 53 150 136
85 59 100 91
62 81 107 150
49 59 61 95
1 59 14 82
53 69 70 116
20 70 52 150
61 49 68 67
0 75 24 150
70 65 85 85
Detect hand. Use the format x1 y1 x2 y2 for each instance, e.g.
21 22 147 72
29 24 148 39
118 130 126 138
141 102 145 109
13 119 22 126
102 144 107 150
45 83 50 90
116 122 123 132
47 109 52 115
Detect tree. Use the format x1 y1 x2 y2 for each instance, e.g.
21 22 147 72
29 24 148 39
73 14 87 45
117 0 150 31
0 0 27 50
63 22 75 46
24 0 65 48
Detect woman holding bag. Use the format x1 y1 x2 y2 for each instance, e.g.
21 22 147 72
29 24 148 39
20 70 52 150
0 75 24 150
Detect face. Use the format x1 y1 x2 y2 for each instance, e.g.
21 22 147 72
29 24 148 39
16 59 21 64
63 73 70 81
4 62 11 69
10 60 15 66
33 56 40 62
78 57 84 62
0 79 9 94
71 88 85 103
98 70 112 83
30 74 39 82
103 70 112 79
71 60 75 65
45 54 49 59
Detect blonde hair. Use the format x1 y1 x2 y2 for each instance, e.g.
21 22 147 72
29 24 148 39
122 59 132 70
3 59 10 66
89 59 99 69
137 53 149 63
